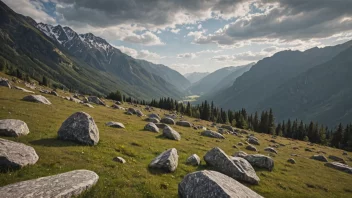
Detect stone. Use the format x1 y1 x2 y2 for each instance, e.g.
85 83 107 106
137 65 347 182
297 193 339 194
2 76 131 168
343 151 348 155
243 154 274 171
39 89 50 94
14 86 34 93
70 97 82 103
305 148 313 152
0 77 11 88
88 96 105 106
245 145 258 152
264 147 278 154
149 148 178 172
311 155 328 162
113 157 126 163
111 104 123 109
163 125 181 141
58 112 99 145
220 125 234 132
0 138 39 170
0 119 29 137
178 170 263 198
176 120 192 127
161 117 175 125
155 123 168 129
237 142 244 146
136 109 144 117
127 108 137 114
247 136 260 145
325 162 352 174
144 122 159 133
204 147 260 184
23 95 51 105
50 91 59 96
116 101 122 105
287 158 296 164
149 113 161 120
0 170 99 197
201 130 225 139
218 128 229 134
106 121 125 129
328 155 346 163
233 151 248 158
145 117 160 123
83 103 94 108
186 154 201 166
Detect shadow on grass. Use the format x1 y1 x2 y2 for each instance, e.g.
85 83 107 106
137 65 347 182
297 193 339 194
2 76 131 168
30 138 81 147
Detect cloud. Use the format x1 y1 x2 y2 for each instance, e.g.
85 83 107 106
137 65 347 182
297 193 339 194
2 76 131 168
170 28 181 34
177 53 197 59
169 63 202 74
114 45 163 61
123 31 164 45
197 24 202 29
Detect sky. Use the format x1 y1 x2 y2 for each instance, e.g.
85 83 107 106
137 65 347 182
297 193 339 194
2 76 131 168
4 0 352 74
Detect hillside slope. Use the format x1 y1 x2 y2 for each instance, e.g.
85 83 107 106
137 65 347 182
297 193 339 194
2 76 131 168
184 72 209 84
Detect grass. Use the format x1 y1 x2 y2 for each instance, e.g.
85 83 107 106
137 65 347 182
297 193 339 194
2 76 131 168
0 77 352 197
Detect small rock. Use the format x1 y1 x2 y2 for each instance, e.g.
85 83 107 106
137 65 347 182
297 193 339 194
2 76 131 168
136 109 144 117
70 97 82 103
186 154 201 166
220 125 234 132
201 130 225 139
305 148 313 152
155 123 168 129
88 96 105 106
343 151 348 155
0 119 29 137
264 147 278 154
311 155 328 162
113 157 126 163
149 148 178 172
106 121 125 128
111 104 123 109
14 86 34 93
23 95 51 105
144 122 159 133
176 120 192 127
127 108 137 114
245 144 258 152
237 142 244 146
50 91 59 96
0 77 11 88
83 103 94 108
287 158 296 164
160 117 175 125
248 136 260 145
163 125 181 141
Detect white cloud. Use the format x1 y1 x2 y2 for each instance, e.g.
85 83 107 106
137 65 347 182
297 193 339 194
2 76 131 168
177 53 197 59
170 28 181 34
113 45 163 61
197 24 202 29
170 63 202 74
123 31 164 46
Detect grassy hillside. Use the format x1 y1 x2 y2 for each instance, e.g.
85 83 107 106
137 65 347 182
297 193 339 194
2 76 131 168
0 75 351 198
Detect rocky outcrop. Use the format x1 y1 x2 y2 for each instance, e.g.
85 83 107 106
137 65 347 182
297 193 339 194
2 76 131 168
163 125 181 141
178 170 263 198
201 130 225 139
204 147 260 184
186 154 201 166
243 154 274 171
176 121 192 127
325 162 352 174
88 96 105 106
161 117 175 125
0 170 99 197
106 121 125 129
0 119 29 137
144 122 159 133
0 138 39 170
149 148 178 172
23 95 51 105
58 112 99 145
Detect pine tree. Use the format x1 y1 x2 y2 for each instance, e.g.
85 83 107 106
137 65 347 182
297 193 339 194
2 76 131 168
331 123 344 148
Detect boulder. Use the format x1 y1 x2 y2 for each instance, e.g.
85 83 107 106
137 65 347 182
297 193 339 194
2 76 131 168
127 108 137 114
116 101 122 105
220 125 234 132
343 151 347 155
0 77 11 88
155 123 168 129
88 96 105 106
50 91 59 96
70 97 82 103
218 128 229 134
0 138 39 170
136 109 144 117
111 104 123 109
148 113 161 120
145 117 160 123
161 117 175 125
201 130 225 139
106 121 125 129
186 154 201 166
287 158 296 164
233 151 248 158
163 125 181 141
144 122 159 133
23 95 51 105
83 103 94 108
0 170 99 197
245 145 258 152
264 147 278 154
237 142 244 146
311 155 328 162
58 112 99 145
328 155 346 164
176 120 192 127
0 119 29 137
14 86 34 93
325 162 352 174
149 148 178 172
243 154 274 171
178 170 263 198
113 157 126 164
247 136 260 145
203 147 260 184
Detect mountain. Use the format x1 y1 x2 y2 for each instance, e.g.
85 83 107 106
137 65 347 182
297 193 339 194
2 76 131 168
0 1 184 100
184 72 209 84
186 66 237 95
205 40 352 126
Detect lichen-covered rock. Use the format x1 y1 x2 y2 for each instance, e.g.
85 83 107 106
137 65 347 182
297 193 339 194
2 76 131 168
58 112 99 145
186 154 200 166
178 170 263 198
106 121 125 128
0 138 38 170
161 117 175 125
325 162 352 174
23 95 51 105
113 157 126 163
149 148 178 172
245 144 257 152
88 96 105 106
201 130 225 139
144 122 159 133
204 147 260 184
264 147 278 154
148 113 161 120
0 170 99 197
244 154 274 171
248 136 260 145
311 155 328 162
176 121 192 127
145 117 160 123
163 125 181 141
0 119 29 137
287 158 296 164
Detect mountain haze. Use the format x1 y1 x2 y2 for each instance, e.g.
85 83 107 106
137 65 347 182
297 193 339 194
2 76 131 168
184 72 209 84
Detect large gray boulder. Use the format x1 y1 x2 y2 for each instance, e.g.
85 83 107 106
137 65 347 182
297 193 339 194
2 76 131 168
0 138 39 170
136 109 144 117
186 154 201 166
0 170 99 197
245 144 258 152
243 154 274 171
220 125 234 132
145 117 160 123
178 170 263 198
23 95 51 105
0 119 29 137
204 147 260 184
247 136 260 145
144 122 159 133
325 162 352 174
311 155 328 162
163 125 181 140
176 121 192 127
58 112 99 145
201 130 225 139
161 117 175 125
106 121 125 129
0 77 11 88
149 148 178 172
88 96 105 106
149 113 161 120
127 108 137 114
